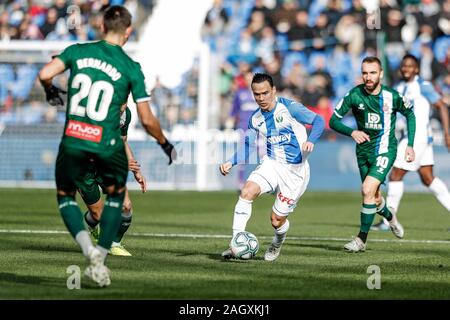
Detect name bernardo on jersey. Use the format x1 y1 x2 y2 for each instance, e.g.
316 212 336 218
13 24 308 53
76 58 122 81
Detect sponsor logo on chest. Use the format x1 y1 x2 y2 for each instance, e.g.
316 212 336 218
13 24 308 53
267 133 291 144
365 112 382 130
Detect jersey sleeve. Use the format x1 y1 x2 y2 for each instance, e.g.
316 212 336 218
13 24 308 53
284 99 317 125
419 80 441 105
130 62 151 103
333 93 352 119
120 108 132 137
329 92 354 137
54 44 77 69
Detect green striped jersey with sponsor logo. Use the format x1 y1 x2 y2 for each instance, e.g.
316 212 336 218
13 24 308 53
56 40 150 152
333 84 415 156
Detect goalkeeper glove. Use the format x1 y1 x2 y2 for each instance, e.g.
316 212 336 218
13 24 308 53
45 85 66 106
158 140 176 165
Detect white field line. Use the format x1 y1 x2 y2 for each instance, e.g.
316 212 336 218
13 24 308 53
0 229 449 245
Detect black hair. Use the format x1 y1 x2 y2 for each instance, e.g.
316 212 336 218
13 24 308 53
103 5 132 34
402 53 420 66
251 73 274 88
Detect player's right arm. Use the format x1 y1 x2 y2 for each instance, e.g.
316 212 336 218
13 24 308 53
39 58 67 106
329 93 370 144
220 124 258 176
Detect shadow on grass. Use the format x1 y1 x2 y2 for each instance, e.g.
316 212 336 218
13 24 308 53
286 242 343 252
0 272 60 287
21 244 80 254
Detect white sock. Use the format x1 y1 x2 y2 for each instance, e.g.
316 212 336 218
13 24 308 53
232 197 252 238
428 178 450 211
272 219 290 247
95 245 109 262
387 181 404 214
75 230 94 257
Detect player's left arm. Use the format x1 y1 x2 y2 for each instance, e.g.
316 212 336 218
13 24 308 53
122 135 147 193
285 101 325 152
398 94 416 162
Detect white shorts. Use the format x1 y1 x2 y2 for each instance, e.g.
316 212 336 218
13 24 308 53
393 139 434 171
247 156 310 216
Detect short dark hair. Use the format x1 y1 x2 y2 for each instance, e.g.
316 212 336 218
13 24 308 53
252 73 274 88
362 56 382 69
103 5 132 34
402 53 419 66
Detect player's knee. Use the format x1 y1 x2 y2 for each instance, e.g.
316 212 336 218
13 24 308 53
361 184 376 198
240 185 259 201
270 214 285 229
389 168 405 181
420 175 434 187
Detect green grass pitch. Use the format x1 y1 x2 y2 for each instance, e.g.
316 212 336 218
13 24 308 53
0 188 449 299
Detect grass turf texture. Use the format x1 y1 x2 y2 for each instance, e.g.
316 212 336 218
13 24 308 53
0 188 449 299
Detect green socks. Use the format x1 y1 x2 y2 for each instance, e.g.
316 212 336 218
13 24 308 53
360 203 377 233
113 212 132 243
57 195 85 238
98 192 125 250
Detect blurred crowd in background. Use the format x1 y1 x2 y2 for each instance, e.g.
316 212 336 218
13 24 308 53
0 0 449 142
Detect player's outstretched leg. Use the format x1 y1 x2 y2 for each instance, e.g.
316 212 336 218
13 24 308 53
265 218 289 261
223 196 254 259
110 211 132 256
372 197 404 238
344 203 376 252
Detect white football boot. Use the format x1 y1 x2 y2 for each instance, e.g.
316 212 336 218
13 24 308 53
221 247 233 259
85 247 111 287
264 244 282 261
344 237 366 252
388 216 404 239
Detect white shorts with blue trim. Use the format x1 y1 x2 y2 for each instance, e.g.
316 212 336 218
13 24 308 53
393 139 434 171
247 156 310 216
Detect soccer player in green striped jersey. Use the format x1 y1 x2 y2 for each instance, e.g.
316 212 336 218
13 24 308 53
79 104 148 257
39 6 175 286
329 56 416 252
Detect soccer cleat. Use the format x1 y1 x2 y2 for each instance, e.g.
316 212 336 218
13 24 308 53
370 220 390 231
344 237 366 252
85 247 111 287
389 217 404 239
264 244 282 261
221 248 233 259
109 243 132 256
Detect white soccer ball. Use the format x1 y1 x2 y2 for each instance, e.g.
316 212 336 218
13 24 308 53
230 231 259 260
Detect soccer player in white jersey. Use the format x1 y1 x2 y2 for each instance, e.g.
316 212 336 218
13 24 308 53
219 73 325 261
371 54 450 231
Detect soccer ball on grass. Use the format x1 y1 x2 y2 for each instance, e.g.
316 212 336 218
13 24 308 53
230 231 259 260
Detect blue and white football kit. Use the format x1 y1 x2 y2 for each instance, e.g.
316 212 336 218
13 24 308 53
394 75 441 171
230 96 325 215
